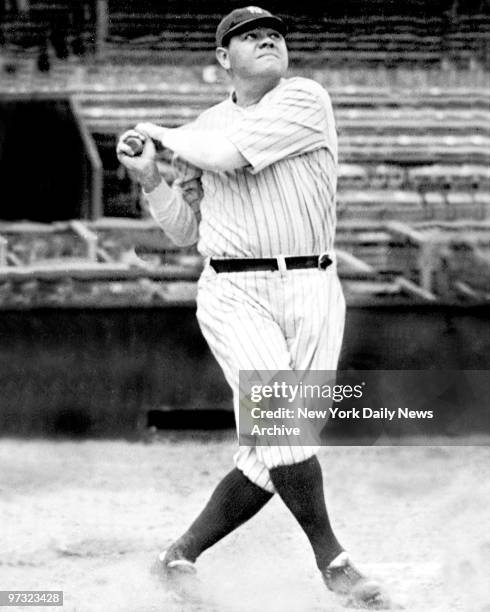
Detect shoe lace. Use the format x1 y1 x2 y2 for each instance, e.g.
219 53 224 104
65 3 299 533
327 560 362 584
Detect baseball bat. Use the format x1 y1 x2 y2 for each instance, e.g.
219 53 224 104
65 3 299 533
123 134 145 156
123 135 164 156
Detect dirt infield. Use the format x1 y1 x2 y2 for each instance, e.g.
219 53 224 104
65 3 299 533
1 436 489 612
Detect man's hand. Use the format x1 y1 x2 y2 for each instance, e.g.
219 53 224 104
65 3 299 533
116 129 162 192
134 122 168 146
123 121 247 174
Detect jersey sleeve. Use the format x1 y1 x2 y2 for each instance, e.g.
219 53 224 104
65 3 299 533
172 155 203 225
172 155 203 185
144 157 203 247
144 181 199 247
226 79 337 174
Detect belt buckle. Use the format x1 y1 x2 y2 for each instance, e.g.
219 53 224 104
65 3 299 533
276 255 287 274
318 253 332 270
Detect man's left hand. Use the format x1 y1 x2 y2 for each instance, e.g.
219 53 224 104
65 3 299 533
135 122 168 147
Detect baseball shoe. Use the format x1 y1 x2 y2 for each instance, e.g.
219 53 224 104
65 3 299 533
322 552 391 609
151 542 197 577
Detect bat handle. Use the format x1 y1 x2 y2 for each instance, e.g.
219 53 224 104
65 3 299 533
123 135 164 156
123 135 145 156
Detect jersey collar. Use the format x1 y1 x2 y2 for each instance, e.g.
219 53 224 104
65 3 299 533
229 77 286 108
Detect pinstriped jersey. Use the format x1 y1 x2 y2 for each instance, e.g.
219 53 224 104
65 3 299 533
177 76 338 258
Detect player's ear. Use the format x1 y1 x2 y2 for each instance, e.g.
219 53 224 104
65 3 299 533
216 46 230 71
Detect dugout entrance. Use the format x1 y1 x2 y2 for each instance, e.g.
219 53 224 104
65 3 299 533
0 94 102 222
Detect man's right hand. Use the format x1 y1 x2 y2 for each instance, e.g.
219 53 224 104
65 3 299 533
116 129 162 193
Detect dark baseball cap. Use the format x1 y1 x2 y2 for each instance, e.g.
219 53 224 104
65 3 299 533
216 6 287 47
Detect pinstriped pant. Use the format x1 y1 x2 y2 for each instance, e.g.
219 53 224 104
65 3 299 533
196 261 346 493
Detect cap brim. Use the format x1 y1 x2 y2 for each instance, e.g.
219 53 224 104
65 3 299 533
219 16 287 47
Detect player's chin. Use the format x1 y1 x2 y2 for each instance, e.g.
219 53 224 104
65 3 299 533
258 52 286 64
255 58 287 78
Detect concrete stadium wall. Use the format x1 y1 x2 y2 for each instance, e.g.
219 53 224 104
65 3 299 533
0 305 488 438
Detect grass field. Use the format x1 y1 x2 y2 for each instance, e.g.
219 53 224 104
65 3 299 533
1 435 489 612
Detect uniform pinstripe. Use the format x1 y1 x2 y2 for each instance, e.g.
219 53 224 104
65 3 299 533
147 76 345 493
197 266 345 492
126 18 389 605
175 77 338 258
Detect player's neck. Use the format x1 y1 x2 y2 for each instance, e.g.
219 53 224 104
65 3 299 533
232 75 282 107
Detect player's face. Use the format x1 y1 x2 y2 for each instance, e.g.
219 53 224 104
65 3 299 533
219 27 288 81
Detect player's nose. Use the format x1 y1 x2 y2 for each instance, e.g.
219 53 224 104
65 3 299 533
258 33 275 47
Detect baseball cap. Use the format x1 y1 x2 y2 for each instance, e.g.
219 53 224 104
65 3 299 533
216 6 287 47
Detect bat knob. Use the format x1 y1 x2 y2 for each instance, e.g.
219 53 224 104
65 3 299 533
124 135 145 156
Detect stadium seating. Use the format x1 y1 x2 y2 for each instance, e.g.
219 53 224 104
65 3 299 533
0 221 92 266
3 218 487 307
97 8 490 69
337 190 426 222
336 219 490 301
70 85 490 224
1 2 489 305
0 0 94 62
2 3 489 69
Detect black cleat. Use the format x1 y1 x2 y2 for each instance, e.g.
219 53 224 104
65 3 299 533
322 553 391 609
152 543 197 577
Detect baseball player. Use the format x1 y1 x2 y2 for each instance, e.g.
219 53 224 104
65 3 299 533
117 7 389 609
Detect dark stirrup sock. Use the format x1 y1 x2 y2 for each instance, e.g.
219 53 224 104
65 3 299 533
269 455 343 570
175 467 273 562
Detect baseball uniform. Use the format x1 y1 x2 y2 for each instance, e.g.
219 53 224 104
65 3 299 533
130 10 389 608
145 76 345 493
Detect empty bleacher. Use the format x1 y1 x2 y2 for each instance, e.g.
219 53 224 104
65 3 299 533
0 1 95 57
98 0 490 68
70 84 490 223
103 12 490 69
1 1 489 305
2 1 489 69
1 217 487 307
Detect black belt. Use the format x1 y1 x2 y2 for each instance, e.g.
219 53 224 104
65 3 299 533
210 254 333 273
